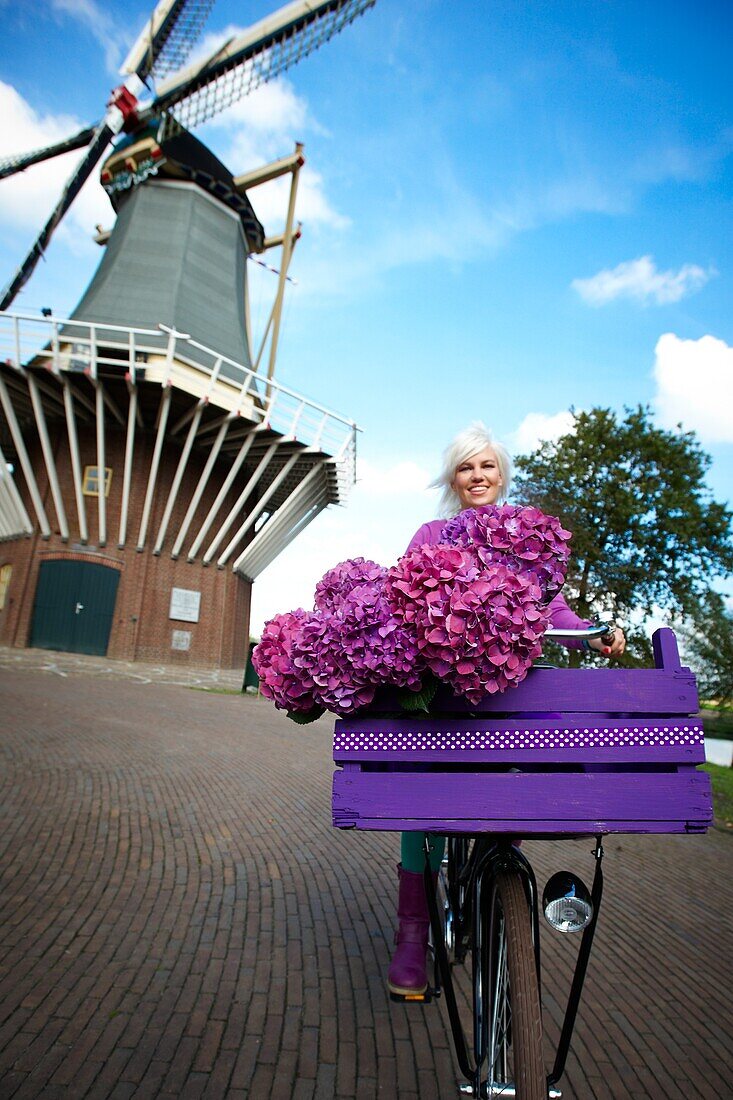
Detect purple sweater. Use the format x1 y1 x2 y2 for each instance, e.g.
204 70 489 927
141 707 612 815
406 518 590 648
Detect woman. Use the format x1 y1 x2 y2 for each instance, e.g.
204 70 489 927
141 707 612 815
388 422 625 997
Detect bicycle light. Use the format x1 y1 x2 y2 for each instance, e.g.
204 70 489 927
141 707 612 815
543 872 593 933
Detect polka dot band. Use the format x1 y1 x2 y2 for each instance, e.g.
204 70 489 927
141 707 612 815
333 722 704 753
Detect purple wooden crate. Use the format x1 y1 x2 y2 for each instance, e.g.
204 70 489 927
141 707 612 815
331 629 713 836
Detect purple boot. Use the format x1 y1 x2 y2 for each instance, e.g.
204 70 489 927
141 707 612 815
387 865 436 996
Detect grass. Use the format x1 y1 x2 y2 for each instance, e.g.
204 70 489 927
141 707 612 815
701 763 733 832
699 707 733 739
701 713 733 738
188 686 242 695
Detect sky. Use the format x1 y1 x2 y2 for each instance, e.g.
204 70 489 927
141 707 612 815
1 0 731 634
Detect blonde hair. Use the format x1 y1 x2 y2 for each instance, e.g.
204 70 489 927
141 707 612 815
430 421 512 517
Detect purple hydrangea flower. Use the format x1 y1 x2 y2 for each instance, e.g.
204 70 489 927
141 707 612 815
336 580 423 691
301 571 423 714
255 502 571 715
441 504 571 599
314 557 386 614
291 610 377 716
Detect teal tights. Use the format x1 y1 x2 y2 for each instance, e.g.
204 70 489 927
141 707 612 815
401 831 445 873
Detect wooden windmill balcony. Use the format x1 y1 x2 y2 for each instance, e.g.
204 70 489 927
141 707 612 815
0 311 357 579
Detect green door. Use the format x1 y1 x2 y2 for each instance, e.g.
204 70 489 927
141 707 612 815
30 560 120 656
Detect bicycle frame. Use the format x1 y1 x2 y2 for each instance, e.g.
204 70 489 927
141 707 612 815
425 834 605 1098
547 837 605 1087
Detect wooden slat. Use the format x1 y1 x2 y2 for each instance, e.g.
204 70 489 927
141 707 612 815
153 405 203 554
331 815 709 836
27 374 68 540
118 386 137 547
62 381 88 543
94 378 106 545
136 387 171 550
172 417 232 559
187 427 259 561
218 450 300 566
413 666 698 716
202 440 278 564
333 716 704 764
331 769 712 835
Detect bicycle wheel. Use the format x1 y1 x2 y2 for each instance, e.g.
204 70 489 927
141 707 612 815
479 869 544 1099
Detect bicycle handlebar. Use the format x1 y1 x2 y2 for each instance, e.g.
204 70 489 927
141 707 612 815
545 621 616 642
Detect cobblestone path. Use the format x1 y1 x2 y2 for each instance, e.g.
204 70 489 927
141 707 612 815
0 664 731 1098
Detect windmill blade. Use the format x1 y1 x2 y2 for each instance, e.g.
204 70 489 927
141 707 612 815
0 126 98 182
0 120 114 311
144 0 375 132
122 0 216 82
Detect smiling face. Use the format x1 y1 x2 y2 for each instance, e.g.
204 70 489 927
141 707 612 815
452 446 503 510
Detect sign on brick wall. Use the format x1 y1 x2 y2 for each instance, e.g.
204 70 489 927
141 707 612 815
170 587 201 623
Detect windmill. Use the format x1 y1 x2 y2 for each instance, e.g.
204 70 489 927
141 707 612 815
0 0 375 669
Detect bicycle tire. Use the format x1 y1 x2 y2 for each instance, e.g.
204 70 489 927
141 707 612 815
485 869 544 1099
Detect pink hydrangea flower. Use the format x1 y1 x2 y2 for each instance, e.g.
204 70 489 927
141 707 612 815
386 547 550 704
251 609 319 714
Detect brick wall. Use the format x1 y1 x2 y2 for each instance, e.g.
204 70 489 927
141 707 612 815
0 415 256 668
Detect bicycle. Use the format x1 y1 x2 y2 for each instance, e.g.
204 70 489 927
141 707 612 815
332 625 712 1098
426 832 600 1098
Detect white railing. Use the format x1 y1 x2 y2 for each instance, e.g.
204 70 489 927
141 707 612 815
0 311 359 467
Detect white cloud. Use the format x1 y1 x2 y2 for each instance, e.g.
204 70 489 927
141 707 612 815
653 332 733 444
572 255 714 307
51 0 125 74
210 72 312 137
511 410 576 455
0 82 114 249
244 163 350 233
356 457 432 495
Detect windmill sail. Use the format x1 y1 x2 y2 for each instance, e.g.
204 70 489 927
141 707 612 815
148 0 375 130
121 0 216 81
0 121 118 311
0 0 376 311
0 127 97 182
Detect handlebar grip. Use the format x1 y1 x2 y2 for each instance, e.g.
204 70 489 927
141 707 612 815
545 620 615 640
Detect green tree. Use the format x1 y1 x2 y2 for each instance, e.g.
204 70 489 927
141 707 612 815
513 406 733 665
679 590 733 707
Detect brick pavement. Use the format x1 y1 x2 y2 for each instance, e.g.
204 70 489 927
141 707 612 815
0 657 731 1098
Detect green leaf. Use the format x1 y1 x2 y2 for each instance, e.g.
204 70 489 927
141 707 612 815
287 705 326 725
398 677 438 714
